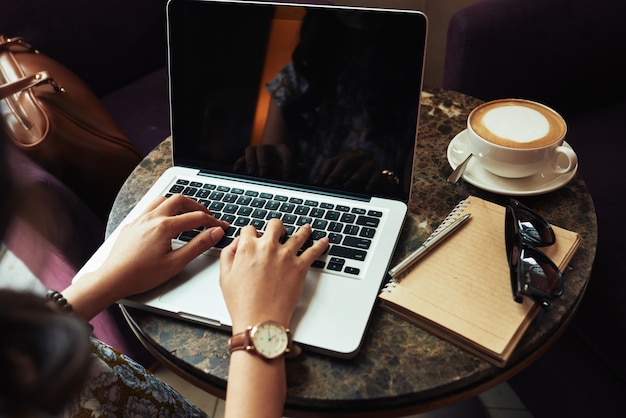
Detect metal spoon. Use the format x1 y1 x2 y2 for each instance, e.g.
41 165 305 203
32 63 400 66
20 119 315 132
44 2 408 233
447 154 473 183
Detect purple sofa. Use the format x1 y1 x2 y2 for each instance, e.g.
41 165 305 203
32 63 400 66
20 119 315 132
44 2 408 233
443 0 626 415
2 0 172 365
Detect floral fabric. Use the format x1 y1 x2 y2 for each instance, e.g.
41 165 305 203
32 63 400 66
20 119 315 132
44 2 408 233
61 338 210 418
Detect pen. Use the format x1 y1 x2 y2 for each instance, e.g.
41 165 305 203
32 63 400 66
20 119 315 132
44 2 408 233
388 213 471 279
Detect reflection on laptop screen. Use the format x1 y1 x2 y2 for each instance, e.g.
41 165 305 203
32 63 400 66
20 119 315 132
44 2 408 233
168 1 426 201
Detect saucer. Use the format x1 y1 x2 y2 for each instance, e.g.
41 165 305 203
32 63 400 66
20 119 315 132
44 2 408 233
446 130 577 196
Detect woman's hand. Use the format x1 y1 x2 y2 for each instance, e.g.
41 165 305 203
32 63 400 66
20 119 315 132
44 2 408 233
65 194 229 319
219 219 329 333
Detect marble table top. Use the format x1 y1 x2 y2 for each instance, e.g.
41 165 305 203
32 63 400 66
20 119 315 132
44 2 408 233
109 88 597 417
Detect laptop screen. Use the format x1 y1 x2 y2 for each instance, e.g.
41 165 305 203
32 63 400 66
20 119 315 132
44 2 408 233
167 0 427 201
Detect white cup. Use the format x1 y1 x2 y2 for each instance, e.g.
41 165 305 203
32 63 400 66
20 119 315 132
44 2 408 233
467 99 578 178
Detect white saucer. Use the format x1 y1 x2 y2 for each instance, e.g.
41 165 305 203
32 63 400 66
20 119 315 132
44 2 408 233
446 130 577 196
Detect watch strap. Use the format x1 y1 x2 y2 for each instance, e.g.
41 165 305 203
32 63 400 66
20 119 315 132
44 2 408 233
229 327 254 354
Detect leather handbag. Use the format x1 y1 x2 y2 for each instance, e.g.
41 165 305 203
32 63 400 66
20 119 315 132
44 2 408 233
0 35 142 219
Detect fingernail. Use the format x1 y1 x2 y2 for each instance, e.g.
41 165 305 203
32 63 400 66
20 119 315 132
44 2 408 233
211 227 225 240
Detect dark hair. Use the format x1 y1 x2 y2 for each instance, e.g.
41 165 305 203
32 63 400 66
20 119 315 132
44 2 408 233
0 290 92 416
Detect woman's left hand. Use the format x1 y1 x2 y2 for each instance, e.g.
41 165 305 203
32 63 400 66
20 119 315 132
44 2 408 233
65 194 228 319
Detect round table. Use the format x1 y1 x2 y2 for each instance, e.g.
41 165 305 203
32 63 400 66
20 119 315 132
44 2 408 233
110 88 597 417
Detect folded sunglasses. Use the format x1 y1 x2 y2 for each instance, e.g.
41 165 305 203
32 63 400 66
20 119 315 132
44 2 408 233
505 199 564 310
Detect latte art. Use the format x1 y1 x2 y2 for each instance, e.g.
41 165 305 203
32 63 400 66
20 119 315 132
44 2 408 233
469 100 566 149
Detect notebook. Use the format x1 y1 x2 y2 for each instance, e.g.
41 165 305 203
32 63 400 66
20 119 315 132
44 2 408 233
379 196 581 366
75 0 428 358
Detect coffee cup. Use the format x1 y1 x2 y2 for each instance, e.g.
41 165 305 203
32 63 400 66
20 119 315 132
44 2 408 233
466 99 577 178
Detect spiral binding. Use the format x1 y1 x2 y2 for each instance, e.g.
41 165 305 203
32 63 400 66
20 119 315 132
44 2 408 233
381 199 470 293
422 199 470 247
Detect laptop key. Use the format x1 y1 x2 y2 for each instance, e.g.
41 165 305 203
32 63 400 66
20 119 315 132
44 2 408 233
329 246 367 261
367 210 383 218
265 201 280 210
344 267 360 275
223 193 238 203
179 230 199 242
312 219 328 229
327 257 346 271
236 195 252 205
250 219 265 230
209 191 225 200
214 236 234 248
209 201 225 211
340 213 356 223
328 233 343 244
310 230 327 240
295 205 310 215
344 225 359 235
237 206 253 216
279 203 295 213
360 227 376 238
183 186 198 196
223 204 238 214
169 184 185 194
312 260 326 269
343 236 371 250
310 208 325 218
356 215 380 228
251 208 268 219
296 216 313 226
328 222 343 232
234 217 250 227
196 189 211 199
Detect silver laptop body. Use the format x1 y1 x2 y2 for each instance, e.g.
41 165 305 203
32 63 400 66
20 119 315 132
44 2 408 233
76 0 428 358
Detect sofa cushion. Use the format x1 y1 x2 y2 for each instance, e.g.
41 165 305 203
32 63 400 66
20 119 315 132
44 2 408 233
101 67 170 156
4 147 154 366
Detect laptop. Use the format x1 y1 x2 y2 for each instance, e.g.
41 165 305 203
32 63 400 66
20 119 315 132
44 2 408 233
76 0 428 358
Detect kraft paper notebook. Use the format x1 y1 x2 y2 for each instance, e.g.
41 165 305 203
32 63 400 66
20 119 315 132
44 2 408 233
378 195 581 367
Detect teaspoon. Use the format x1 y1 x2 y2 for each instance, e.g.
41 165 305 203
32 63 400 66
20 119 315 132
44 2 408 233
447 154 472 183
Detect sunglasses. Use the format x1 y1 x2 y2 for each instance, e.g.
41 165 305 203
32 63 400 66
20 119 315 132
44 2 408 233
505 199 564 310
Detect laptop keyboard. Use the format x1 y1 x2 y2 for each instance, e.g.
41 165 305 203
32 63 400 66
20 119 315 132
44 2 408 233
165 179 383 278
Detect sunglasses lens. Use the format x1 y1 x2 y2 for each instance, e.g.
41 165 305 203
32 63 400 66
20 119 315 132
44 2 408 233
519 247 563 297
516 207 555 246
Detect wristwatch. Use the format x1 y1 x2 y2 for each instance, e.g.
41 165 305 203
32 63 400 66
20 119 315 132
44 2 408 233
228 320 292 360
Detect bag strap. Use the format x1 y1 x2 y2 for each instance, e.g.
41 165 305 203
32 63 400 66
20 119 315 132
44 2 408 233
0 71 64 100
0 36 38 53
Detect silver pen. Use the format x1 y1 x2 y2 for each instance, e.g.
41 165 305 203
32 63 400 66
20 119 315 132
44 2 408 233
388 213 471 279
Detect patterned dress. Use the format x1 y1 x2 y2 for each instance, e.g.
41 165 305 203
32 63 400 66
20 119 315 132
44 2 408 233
61 338 210 418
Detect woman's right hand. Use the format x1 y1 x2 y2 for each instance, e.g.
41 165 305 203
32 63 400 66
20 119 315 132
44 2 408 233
219 219 329 333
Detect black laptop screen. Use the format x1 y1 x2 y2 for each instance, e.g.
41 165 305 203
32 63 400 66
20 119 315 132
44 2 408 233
167 0 427 201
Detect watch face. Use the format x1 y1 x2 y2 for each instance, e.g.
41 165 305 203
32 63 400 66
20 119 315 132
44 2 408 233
250 321 289 359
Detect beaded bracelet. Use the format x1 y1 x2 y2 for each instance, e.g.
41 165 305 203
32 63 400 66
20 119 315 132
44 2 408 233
45 289 73 312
